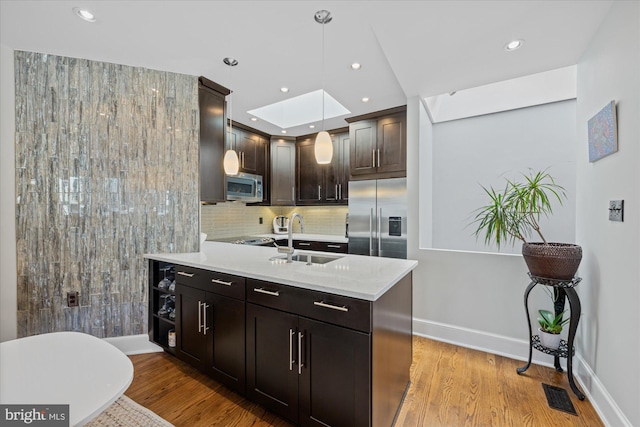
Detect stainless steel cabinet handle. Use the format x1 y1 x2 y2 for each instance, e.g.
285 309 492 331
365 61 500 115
378 207 382 255
339 184 342 200
314 301 349 312
292 186 295 202
377 149 380 167
372 150 376 167
211 278 232 286
177 271 194 278
369 208 374 256
318 185 321 200
253 287 280 297
289 329 295 371
197 301 203 333
327 244 341 249
335 184 338 199
298 242 311 246
203 303 210 335
298 331 304 375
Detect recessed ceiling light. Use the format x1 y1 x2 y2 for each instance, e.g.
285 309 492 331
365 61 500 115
72 7 96 22
351 63 362 70
281 130 287 134
361 97 370 103
504 39 524 51
309 125 315 129
250 117 257 121
280 87 289 93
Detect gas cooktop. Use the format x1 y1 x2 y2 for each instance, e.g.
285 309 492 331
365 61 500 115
214 236 275 246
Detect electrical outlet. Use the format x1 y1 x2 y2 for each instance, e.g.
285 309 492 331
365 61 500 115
259 217 263 224
609 200 624 222
67 291 79 307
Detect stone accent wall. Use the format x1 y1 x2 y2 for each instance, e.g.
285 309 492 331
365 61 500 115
14 51 199 338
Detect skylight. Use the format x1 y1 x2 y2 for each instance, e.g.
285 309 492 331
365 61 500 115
247 89 350 129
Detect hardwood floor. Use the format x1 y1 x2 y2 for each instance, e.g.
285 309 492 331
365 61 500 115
125 336 603 426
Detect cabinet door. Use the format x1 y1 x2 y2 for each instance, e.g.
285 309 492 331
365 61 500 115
271 139 296 205
296 138 322 204
349 120 377 177
246 303 299 424
237 130 260 174
338 132 350 202
376 113 406 174
199 86 226 203
298 317 371 427
175 284 207 371
322 134 341 203
206 293 246 395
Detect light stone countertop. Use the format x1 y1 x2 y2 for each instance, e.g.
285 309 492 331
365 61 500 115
145 241 417 301
256 233 348 244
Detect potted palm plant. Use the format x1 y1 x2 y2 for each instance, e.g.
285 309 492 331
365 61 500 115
472 169 582 280
537 309 569 349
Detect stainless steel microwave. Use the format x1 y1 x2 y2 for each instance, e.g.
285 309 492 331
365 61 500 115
226 172 263 203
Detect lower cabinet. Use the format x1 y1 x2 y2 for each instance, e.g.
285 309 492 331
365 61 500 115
246 303 370 427
174 266 246 395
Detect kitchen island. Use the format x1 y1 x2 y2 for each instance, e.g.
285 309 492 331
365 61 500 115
145 242 417 427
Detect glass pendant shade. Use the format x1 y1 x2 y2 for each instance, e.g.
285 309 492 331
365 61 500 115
223 149 240 175
314 131 333 164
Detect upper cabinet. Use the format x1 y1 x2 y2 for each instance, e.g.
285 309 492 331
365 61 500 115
295 129 349 205
199 77 230 204
228 123 270 204
270 137 296 206
347 106 406 180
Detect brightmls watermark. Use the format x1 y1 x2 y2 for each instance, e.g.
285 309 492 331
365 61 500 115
1 405 69 426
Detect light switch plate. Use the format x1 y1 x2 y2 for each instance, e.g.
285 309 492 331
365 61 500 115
609 200 624 222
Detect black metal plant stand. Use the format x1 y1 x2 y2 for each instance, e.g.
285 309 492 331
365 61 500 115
517 273 585 400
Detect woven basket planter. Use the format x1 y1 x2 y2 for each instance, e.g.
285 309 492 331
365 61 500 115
522 242 582 280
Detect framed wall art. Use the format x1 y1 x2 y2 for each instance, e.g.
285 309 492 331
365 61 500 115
588 100 618 162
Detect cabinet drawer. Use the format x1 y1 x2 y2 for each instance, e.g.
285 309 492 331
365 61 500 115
175 265 245 300
247 278 371 333
298 289 371 333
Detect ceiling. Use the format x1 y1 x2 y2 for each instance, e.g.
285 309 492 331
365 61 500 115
0 1 613 137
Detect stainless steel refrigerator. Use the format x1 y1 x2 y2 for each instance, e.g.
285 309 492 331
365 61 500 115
348 178 407 259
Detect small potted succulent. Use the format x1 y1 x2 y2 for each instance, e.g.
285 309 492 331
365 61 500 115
471 169 582 280
537 309 569 349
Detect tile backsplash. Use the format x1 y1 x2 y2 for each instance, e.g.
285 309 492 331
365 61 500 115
201 203 349 239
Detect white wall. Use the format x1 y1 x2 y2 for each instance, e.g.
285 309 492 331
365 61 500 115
575 2 639 426
408 96 555 359
429 100 577 254
0 44 16 342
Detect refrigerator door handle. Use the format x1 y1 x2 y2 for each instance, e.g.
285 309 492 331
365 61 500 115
369 208 374 256
378 208 382 255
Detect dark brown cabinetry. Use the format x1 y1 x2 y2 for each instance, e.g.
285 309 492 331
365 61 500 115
348 106 406 180
296 129 349 205
174 265 246 395
275 239 348 254
199 77 230 203
228 123 270 204
148 259 412 427
246 278 371 426
270 137 296 206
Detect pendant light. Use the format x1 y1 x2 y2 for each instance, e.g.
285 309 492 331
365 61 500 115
223 57 240 176
314 10 333 165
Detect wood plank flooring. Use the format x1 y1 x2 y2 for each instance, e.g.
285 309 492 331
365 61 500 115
125 336 603 426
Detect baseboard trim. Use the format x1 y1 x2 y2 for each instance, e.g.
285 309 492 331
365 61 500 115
413 318 631 427
104 334 163 355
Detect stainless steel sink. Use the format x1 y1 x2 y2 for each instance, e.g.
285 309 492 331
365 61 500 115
271 253 342 264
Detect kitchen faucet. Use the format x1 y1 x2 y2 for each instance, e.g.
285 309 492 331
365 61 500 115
277 212 304 263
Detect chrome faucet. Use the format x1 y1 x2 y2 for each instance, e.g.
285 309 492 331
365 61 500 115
278 212 304 262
